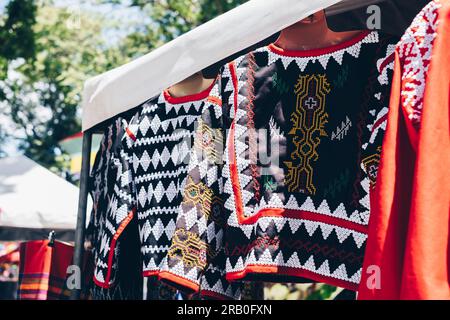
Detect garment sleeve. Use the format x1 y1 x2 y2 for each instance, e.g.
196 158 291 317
159 94 240 299
360 1 450 299
361 40 397 190
86 125 110 250
92 114 139 288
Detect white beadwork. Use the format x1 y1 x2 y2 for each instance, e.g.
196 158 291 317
256 31 379 71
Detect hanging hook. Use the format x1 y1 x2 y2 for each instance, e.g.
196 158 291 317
48 230 56 247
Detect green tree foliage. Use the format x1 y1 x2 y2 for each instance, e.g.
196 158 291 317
265 283 340 300
198 0 248 23
1 3 121 177
1 0 248 164
108 0 248 60
0 0 36 156
0 0 36 81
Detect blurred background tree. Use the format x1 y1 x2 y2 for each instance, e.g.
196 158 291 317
0 0 247 170
0 0 36 156
264 283 342 301
1 1 125 179
110 0 249 59
0 0 36 83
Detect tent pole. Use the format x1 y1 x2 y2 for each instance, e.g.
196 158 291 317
70 130 92 300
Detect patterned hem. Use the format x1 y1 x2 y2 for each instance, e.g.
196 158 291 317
158 271 200 294
226 265 359 291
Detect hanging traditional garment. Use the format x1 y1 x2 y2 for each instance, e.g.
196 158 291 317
18 240 91 300
160 30 399 292
157 92 243 299
87 111 143 300
359 0 450 300
92 80 241 299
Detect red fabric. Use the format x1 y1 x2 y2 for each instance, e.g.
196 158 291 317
267 31 370 57
163 77 216 104
359 1 450 299
18 240 74 300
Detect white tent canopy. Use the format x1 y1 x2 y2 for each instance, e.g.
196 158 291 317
82 0 342 131
0 156 91 233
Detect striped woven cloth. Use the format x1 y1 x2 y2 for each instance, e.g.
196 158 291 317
18 240 75 300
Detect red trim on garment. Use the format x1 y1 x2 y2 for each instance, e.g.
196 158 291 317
228 60 245 220
125 127 137 141
93 276 111 289
226 265 358 292
239 208 368 233
207 96 222 106
158 271 199 294
93 208 136 289
229 61 239 112
201 290 232 300
142 270 160 278
372 114 388 133
378 51 395 73
164 78 216 104
268 31 370 57
228 122 244 220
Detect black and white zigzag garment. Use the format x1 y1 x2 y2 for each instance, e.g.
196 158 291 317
87 110 143 300
92 82 226 290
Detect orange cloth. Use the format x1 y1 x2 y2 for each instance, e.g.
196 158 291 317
359 0 450 299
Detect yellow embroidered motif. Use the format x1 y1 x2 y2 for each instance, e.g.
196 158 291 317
168 229 209 268
285 74 331 195
362 146 382 188
194 119 223 164
183 176 224 224
184 177 213 205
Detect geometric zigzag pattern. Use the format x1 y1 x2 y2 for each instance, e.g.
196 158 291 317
396 0 441 129
158 32 397 292
153 31 399 295
88 112 144 298
254 31 379 71
216 33 396 292
92 84 231 299
159 85 243 300
225 252 363 285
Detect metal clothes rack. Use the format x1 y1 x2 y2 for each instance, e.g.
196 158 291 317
70 131 92 300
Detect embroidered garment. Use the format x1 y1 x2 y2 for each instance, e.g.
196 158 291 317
158 94 242 299
88 112 143 300
161 31 398 291
92 81 241 299
359 0 450 299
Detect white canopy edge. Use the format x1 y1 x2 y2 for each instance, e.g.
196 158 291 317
82 0 342 131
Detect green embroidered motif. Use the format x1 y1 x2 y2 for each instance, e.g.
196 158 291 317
272 72 289 95
323 168 350 199
333 65 350 89
263 176 278 192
